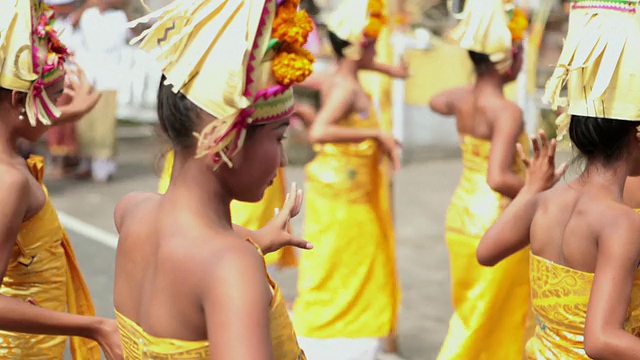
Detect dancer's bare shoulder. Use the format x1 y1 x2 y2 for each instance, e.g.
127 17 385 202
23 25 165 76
114 191 159 233
429 85 473 116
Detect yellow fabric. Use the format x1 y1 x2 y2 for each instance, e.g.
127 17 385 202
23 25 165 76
157 150 296 268
0 155 100 359
359 27 393 132
525 252 640 359
437 134 532 360
358 9 399 337
76 90 118 160
447 0 515 73
404 39 473 106
543 1 640 121
293 107 399 338
115 238 305 360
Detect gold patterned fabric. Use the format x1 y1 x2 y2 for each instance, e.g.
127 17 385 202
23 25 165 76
292 107 400 338
525 253 640 359
115 239 305 360
157 151 297 268
438 134 533 360
0 155 100 359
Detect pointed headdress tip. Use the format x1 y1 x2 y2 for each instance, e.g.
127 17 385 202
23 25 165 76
446 0 528 72
544 0 640 123
133 0 316 164
0 0 69 126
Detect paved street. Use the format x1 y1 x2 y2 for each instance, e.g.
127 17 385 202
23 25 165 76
45 132 571 360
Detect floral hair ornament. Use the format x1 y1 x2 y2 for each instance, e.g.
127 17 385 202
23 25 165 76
447 0 528 74
0 0 69 126
543 0 640 126
130 0 314 168
326 0 388 60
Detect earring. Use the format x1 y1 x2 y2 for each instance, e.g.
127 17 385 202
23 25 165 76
18 108 25 121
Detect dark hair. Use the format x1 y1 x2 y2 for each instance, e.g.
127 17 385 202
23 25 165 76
0 88 10 101
156 75 199 149
300 0 320 16
328 31 351 59
569 114 637 164
468 50 494 75
156 75 263 153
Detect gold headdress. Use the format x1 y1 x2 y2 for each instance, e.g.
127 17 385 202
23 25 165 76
447 0 528 73
130 0 314 167
0 0 69 126
325 0 387 60
543 0 640 122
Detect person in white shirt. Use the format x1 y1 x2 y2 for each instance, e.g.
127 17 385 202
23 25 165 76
73 0 129 182
44 0 83 177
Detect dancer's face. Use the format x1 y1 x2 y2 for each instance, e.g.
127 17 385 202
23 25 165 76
221 118 290 202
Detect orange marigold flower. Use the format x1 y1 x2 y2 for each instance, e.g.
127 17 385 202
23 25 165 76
364 16 385 39
368 0 384 16
272 8 314 47
272 44 314 86
508 8 528 42
285 0 300 8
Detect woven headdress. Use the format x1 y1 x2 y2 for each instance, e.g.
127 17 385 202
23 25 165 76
447 0 528 73
325 0 387 60
0 0 69 126
544 0 640 123
130 0 314 168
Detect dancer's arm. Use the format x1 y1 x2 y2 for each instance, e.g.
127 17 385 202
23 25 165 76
308 82 377 143
54 65 100 125
202 237 273 360
477 187 539 266
365 58 410 79
0 169 121 359
233 183 313 254
429 87 468 116
296 69 329 91
308 81 401 170
292 102 317 129
68 0 97 27
487 103 526 198
479 131 567 266
584 212 640 359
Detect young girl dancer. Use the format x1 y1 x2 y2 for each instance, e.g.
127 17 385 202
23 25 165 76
113 0 314 358
0 0 121 358
430 0 532 358
479 1 640 357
